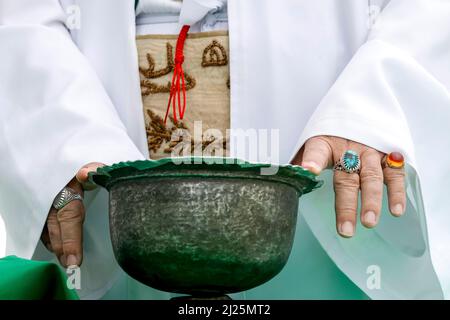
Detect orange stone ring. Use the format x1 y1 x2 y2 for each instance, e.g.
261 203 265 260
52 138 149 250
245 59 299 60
382 152 405 169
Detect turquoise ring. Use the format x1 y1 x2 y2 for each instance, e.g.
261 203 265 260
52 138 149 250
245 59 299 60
334 150 361 174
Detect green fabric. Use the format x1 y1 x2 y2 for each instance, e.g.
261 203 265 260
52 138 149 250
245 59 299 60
0 256 79 300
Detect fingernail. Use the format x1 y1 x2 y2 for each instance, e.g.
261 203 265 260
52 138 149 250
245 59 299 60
363 211 377 227
59 255 66 266
339 221 354 237
66 254 78 267
391 204 404 216
302 161 321 175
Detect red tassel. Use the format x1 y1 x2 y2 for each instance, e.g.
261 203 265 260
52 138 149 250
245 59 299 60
164 25 190 124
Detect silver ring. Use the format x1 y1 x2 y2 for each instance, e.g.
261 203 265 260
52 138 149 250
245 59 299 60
52 187 83 210
333 150 361 174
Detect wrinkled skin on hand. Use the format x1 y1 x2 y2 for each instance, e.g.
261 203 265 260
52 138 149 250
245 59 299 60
41 162 105 267
292 136 405 238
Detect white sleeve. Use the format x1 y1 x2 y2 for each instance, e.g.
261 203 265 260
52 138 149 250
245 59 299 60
0 0 145 258
292 0 450 299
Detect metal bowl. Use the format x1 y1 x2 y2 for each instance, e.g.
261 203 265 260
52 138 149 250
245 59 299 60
90 158 322 296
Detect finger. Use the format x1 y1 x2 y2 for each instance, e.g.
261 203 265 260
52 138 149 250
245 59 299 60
334 170 360 238
75 162 106 183
75 162 106 190
300 137 333 175
57 199 85 267
57 179 85 267
359 149 384 228
47 208 64 264
383 166 406 217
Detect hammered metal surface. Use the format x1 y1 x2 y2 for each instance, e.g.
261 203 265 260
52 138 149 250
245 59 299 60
109 173 299 295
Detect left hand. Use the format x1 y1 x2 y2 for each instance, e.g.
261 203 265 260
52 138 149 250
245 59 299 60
292 135 405 238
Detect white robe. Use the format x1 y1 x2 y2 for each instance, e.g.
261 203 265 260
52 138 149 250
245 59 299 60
0 0 449 299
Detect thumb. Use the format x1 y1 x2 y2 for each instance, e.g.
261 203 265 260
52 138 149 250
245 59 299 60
299 137 333 175
75 162 106 190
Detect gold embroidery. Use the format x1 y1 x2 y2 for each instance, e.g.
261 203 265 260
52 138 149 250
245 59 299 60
139 42 196 96
139 43 174 78
146 109 188 152
141 73 196 95
202 40 228 67
146 109 228 155
137 32 230 159
168 135 228 156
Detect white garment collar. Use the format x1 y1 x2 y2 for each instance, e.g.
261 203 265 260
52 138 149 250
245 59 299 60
179 0 226 25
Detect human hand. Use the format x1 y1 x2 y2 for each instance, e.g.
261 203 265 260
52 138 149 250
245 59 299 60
40 162 105 267
292 136 405 238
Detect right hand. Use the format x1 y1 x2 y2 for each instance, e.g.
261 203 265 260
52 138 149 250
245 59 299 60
40 162 105 267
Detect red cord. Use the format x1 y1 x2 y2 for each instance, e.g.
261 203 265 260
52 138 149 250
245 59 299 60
164 25 190 124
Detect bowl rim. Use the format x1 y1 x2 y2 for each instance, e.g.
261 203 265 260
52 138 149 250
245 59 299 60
89 157 323 195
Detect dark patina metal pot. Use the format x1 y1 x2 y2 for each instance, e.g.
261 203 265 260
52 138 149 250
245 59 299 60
90 158 322 296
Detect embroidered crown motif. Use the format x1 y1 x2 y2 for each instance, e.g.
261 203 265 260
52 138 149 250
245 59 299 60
202 40 228 67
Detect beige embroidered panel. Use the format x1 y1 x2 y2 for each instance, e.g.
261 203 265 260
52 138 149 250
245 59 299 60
137 31 230 159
